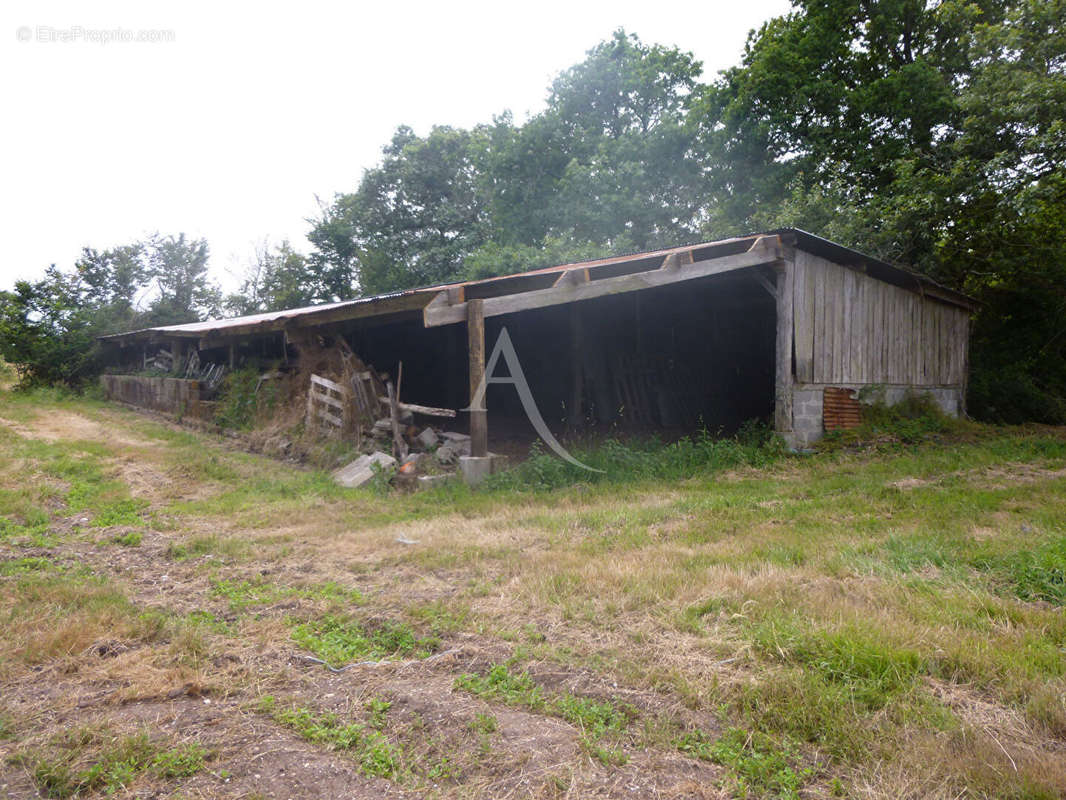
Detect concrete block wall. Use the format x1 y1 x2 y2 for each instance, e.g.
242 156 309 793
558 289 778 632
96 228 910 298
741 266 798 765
786 384 964 449
790 387 825 448
100 375 215 421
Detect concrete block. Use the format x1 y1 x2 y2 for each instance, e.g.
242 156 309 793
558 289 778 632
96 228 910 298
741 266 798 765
333 451 397 488
459 455 493 485
436 443 459 465
416 427 439 449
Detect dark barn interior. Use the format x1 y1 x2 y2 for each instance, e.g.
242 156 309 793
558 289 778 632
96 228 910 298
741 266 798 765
335 269 776 443
105 264 779 448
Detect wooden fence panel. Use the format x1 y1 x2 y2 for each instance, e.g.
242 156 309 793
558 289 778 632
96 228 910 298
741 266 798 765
306 373 351 436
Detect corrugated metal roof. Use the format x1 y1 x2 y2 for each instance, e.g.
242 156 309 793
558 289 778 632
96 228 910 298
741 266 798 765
100 229 974 344
122 298 370 335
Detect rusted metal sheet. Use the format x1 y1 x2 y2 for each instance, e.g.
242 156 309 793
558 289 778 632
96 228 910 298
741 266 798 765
823 387 862 431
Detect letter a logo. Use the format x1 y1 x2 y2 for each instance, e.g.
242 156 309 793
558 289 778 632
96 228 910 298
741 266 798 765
464 327 602 472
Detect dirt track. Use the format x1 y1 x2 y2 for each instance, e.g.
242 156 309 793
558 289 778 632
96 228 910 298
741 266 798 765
0 403 728 799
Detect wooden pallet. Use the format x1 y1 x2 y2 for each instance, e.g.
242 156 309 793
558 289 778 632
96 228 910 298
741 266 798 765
306 373 350 436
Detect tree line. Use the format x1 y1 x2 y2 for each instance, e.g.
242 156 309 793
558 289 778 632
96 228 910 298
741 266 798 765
2 0 1063 422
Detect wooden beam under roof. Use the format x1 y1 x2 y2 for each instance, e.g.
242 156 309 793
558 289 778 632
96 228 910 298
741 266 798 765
423 237 784 328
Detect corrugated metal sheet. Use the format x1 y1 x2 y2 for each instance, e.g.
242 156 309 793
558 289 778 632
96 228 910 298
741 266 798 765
823 387 863 431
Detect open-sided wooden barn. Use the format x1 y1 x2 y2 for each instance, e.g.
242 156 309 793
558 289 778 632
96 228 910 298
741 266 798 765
99 229 974 452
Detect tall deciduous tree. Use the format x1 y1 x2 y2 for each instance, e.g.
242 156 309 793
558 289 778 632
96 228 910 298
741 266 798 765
308 31 708 290
228 240 317 315
143 233 221 325
311 126 492 296
0 233 223 386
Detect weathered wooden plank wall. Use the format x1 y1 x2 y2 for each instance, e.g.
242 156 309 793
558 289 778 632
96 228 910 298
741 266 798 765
792 252 969 386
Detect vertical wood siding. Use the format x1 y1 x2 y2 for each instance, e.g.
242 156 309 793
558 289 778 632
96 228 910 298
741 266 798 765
792 251 969 386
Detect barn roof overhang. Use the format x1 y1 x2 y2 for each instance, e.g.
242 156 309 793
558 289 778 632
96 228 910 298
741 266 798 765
98 229 975 346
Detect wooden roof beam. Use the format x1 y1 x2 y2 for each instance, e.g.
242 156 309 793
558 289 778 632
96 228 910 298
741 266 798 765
423 244 784 328
552 267 590 287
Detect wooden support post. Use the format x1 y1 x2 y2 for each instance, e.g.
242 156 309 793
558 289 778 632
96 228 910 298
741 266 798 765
774 261 795 433
228 343 235 369
568 303 584 429
387 376 408 461
467 298 488 457
171 339 185 375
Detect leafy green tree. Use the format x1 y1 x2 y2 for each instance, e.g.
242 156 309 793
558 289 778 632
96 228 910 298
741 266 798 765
698 0 1006 250
228 241 317 314
311 126 492 295
700 0 1066 421
74 244 147 311
142 234 221 325
0 233 223 387
308 31 708 291
462 236 608 281
544 32 705 250
0 267 119 386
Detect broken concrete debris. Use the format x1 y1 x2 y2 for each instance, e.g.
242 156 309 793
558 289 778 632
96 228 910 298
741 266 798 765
435 444 458 466
296 352 481 487
332 451 397 488
331 428 478 488
434 432 472 466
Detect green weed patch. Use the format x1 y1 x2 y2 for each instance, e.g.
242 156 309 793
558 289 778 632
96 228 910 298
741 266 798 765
17 730 208 798
257 696 401 779
454 663 634 763
677 727 811 799
291 615 437 666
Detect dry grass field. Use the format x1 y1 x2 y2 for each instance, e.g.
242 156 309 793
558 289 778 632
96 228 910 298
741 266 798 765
1 387 1064 799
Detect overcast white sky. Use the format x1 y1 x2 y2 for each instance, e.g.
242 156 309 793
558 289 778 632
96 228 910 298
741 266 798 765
1 0 792 293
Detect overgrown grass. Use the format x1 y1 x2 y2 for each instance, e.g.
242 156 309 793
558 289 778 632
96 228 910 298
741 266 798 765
214 366 281 431
484 422 786 491
16 729 208 798
210 577 363 612
0 415 149 540
677 727 810 799
3 387 1066 797
257 696 401 779
820 388 974 449
454 663 635 764
0 569 166 667
290 615 438 666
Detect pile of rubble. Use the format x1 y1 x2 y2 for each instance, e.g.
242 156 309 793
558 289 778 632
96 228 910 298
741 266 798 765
291 339 507 488
332 425 473 489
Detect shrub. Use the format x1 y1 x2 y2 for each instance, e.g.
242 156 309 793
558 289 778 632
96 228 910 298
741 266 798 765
214 366 280 430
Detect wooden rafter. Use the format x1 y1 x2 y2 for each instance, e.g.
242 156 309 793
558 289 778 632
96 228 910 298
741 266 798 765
423 237 784 328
